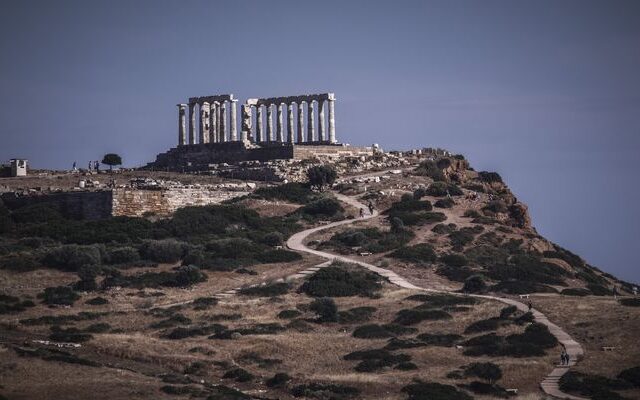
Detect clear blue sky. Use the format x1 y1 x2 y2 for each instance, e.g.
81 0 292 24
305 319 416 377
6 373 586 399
1 1 639 283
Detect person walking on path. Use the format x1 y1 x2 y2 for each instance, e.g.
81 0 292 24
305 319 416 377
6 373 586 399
560 349 567 365
367 201 374 215
359 208 365 218
528 301 533 312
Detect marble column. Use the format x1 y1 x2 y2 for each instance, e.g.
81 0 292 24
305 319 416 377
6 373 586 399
328 98 336 143
287 103 295 143
230 99 238 141
177 104 186 146
199 102 208 144
276 103 284 142
220 101 227 142
267 104 274 141
188 103 196 145
318 100 325 142
297 102 305 143
209 102 218 143
241 104 251 142
307 101 315 142
215 102 222 142
256 105 263 142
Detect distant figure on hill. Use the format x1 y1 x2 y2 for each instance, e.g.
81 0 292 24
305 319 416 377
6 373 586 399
560 350 566 365
87 161 92 172
72 161 77 172
633 286 638 296
613 286 618 299
359 208 364 218
528 301 532 311
368 202 374 215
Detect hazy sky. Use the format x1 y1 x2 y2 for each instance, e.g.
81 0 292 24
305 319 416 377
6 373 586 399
1 1 639 282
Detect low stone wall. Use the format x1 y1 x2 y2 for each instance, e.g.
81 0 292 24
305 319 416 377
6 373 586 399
111 188 250 217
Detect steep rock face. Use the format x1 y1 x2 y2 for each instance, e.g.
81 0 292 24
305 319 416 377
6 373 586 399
508 202 531 229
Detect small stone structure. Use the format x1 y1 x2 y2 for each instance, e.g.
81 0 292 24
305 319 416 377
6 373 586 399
148 92 372 172
10 159 28 177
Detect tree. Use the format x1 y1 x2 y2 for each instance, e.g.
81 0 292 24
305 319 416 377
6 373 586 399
306 165 337 191
463 274 486 293
102 153 122 171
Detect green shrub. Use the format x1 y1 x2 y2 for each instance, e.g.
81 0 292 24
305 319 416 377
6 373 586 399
414 160 446 181
499 305 517 319
618 366 640 387
465 244 509 267
402 382 472 400
277 309 302 319
478 171 503 184
620 298 640 307
222 368 254 383
440 254 467 267
464 318 507 334
426 182 463 197
310 297 338 322
395 361 418 370
464 382 509 397
12 203 63 224
352 323 417 339
405 293 476 307
413 188 428 200
463 275 486 293
239 282 290 297
463 209 481 218
506 323 557 349
254 182 315 204
416 333 462 347
490 281 557 294
448 230 475 248
559 371 632 399
434 198 455 208
139 239 185 263
261 231 284 247
394 309 452 325
102 266 206 289
107 247 140 264
306 165 337 191
437 265 474 282
256 249 302 263
43 244 102 272
586 284 613 296
0 253 40 272
49 326 93 343
41 286 80 305
338 306 376 323
389 243 436 263
387 199 433 213
483 200 508 214
301 264 382 297
464 362 502 382
265 372 291 388
432 223 457 234
302 197 343 217
388 211 446 226
291 383 360 399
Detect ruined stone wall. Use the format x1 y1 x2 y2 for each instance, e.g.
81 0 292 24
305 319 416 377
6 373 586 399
292 144 372 160
111 188 250 217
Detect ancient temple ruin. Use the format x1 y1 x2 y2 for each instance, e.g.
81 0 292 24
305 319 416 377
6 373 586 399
147 92 371 171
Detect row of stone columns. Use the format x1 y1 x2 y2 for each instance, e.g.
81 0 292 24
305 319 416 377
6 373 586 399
178 94 336 146
178 100 238 146
247 98 336 144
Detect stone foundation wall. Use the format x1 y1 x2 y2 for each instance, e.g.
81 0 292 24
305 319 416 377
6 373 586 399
111 188 250 217
2 188 250 220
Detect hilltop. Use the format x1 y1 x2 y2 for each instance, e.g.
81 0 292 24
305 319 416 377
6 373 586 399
0 149 638 400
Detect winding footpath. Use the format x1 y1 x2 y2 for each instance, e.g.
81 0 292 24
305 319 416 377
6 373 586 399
285 193 587 400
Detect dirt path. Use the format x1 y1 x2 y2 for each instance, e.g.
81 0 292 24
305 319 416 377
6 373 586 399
287 192 587 400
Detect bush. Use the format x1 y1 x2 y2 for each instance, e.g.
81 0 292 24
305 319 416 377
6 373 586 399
478 171 503 184
432 223 457 234
559 371 632 399
106 247 140 264
394 309 452 325
302 197 343 217
499 305 517 319
43 245 102 272
254 182 315 204
301 264 382 297
387 199 433 213
41 286 80 305
139 239 185 263
465 362 502 382
618 366 640 387
84 297 106 305
440 253 467 267
277 309 302 319
402 382 472 400
49 327 93 343
395 361 418 370
310 297 338 322
506 323 557 349
448 230 475 248
222 368 254 382
619 298 640 307
434 198 455 209
414 160 446 181
256 249 302 264
416 333 462 347
389 243 436 264
347 349 411 372
490 281 557 294
239 282 290 297
266 372 291 388
437 265 474 282
261 231 284 247
586 284 613 296
483 200 508 214
464 318 507 334
463 275 486 293
306 165 337 191
102 266 206 289
12 203 63 224
338 306 376 323
389 211 446 226
352 323 417 339
291 383 360 399
0 253 40 272
426 182 463 197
